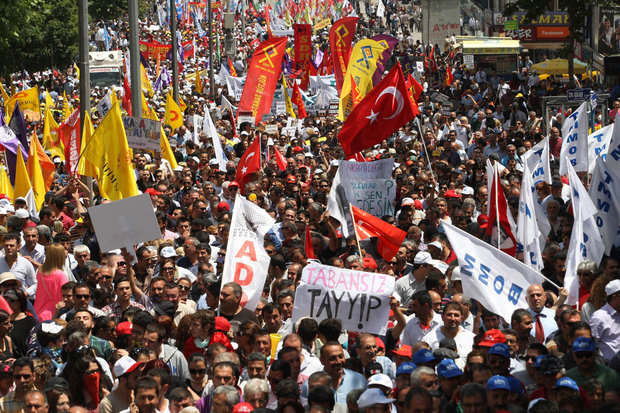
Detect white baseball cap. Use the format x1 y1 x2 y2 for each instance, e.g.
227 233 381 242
113 356 142 378
605 279 620 296
357 388 396 409
160 246 178 259
367 373 393 389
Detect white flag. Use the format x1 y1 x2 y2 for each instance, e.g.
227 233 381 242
559 101 588 175
217 64 230 85
442 222 545 323
587 124 613 173
221 194 275 311
94 92 113 119
376 0 385 17
564 163 605 306
589 120 620 255
523 138 551 185
517 162 545 271
202 105 227 172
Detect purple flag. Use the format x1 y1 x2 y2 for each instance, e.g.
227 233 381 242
0 110 28 186
9 102 29 156
371 35 399 86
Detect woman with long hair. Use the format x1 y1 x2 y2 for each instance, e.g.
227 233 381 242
0 312 12 362
61 352 109 411
46 388 72 413
34 243 69 321
5 289 36 358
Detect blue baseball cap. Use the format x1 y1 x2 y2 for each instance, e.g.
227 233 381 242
554 377 579 392
396 361 417 376
507 376 524 395
436 359 463 378
533 355 546 368
487 375 511 391
488 343 511 358
412 349 436 364
572 337 595 353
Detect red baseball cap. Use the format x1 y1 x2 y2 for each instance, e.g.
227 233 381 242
233 403 254 413
229 181 240 188
444 189 461 199
217 202 230 212
477 214 489 229
391 344 413 358
363 256 378 270
144 188 162 196
286 175 297 183
215 316 231 332
116 321 133 336
478 329 506 347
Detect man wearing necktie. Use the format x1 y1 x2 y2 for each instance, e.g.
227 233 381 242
526 284 558 344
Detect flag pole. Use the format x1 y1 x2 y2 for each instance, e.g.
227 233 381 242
494 162 500 250
349 204 363 257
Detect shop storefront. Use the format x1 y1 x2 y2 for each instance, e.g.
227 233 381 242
458 37 521 74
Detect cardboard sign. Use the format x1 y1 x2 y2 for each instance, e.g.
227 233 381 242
122 116 161 151
265 124 279 135
441 104 452 117
292 262 395 335
88 194 161 255
344 179 396 217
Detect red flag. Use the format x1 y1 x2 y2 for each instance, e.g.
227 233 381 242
305 227 316 259
347 152 366 162
485 164 517 257
228 57 238 77
444 64 454 87
291 82 307 119
351 205 406 262
294 24 312 62
235 136 261 194
338 64 416 157
122 75 132 116
429 47 437 72
329 17 358 94
238 37 287 125
272 146 288 170
406 74 423 102
59 108 81 176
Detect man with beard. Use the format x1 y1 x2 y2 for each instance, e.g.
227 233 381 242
422 302 475 359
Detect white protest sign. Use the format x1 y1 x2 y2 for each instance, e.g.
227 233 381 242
416 61 424 72
122 116 161 151
327 159 395 238
559 101 588 175
88 194 161 254
442 222 545 322
463 54 474 69
587 124 613 173
265 124 278 135
346 179 396 217
221 194 276 311
292 262 395 335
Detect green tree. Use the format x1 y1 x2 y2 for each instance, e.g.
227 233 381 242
503 0 616 88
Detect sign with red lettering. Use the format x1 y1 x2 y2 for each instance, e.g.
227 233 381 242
221 195 276 311
59 108 81 176
292 262 395 335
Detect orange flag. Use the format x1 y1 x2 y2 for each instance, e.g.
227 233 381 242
30 133 55 191
291 81 307 119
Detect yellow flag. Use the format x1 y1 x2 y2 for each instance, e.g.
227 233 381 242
81 102 139 201
45 91 55 109
164 93 183 130
42 108 64 160
140 92 151 119
195 69 203 95
282 76 296 119
0 168 13 201
148 107 178 170
14 147 32 200
62 90 73 121
26 136 46 210
0 83 9 105
6 86 39 117
74 63 80 80
77 113 99 179
338 39 387 121
141 63 154 98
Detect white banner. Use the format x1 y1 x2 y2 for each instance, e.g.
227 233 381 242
327 159 395 238
226 76 245 102
292 262 395 335
221 194 275 311
517 162 545 271
565 163 605 306
559 101 588 175
122 116 161 151
589 121 620 255
587 125 613 173
523 138 551 185
203 106 227 172
377 0 385 17
442 222 545 323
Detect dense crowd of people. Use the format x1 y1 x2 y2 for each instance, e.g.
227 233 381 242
0 0 620 413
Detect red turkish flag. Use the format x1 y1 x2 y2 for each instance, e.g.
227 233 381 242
351 205 406 262
305 226 316 259
122 75 132 116
235 136 261 194
338 64 416 157
444 64 454 87
485 163 517 257
272 146 288 171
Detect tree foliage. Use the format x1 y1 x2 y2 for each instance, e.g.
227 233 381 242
0 0 78 77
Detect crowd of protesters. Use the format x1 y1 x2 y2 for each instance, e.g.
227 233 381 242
0 0 619 412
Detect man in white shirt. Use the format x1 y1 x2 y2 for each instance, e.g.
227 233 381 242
591 280 620 362
401 290 443 346
0 232 37 299
422 302 475 359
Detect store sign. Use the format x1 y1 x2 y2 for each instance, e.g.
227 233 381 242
536 26 569 40
505 28 535 41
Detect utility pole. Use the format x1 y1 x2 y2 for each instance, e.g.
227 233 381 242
208 0 215 98
170 0 180 103
129 0 142 116
77 0 93 204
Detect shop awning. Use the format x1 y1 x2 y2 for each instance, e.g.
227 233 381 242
462 39 520 55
